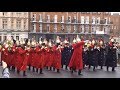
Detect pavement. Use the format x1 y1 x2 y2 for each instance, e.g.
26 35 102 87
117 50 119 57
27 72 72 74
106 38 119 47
1 65 120 78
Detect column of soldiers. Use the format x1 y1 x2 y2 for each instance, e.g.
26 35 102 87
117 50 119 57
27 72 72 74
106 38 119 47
0 35 118 76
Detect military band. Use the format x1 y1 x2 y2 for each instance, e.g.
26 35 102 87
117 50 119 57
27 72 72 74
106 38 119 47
0 35 119 76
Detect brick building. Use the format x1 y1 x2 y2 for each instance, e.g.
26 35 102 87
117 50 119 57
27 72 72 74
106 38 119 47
29 12 113 42
111 13 120 37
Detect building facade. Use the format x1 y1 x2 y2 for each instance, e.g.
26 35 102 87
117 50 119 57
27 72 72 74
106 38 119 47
0 12 29 42
111 13 120 37
29 12 113 42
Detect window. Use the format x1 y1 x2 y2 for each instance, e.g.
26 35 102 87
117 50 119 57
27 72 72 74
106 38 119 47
67 25 71 33
11 19 14 29
32 23 36 32
16 12 21 17
73 16 77 23
39 14 42 22
39 24 42 32
24 19 26 30
16 19 21 30
85 25 89 33
32 14 36 21
81 25 84 33
61 24 64 31
46 15 50 22
54 15 57 23
81 16 84 24
91 26 94 32
85 16 89 24
61 16 64 23
96 17 100 24
54 24 57 32
92 16 95 24
47 24 50 32
68 16 71 23
73 25 77 32
3 12 7 16
11 12 14 16
2 18 8 30
104 18 107 24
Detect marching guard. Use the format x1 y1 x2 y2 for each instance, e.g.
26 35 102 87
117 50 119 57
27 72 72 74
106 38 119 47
68 35 85 75
98 38 106 69
61 38 72 70
105 37 117 71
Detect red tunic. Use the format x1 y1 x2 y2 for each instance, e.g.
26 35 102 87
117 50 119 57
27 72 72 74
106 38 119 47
46 47 55 67
29 48 35 67
44 47 50 67
33 46 41 68
2 47 9 64
68 41 84 70
16 47 26 71
38 48 46 69
20 49 29 71
53 46 62 69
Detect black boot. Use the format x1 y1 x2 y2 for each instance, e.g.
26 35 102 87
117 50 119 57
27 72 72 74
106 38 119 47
8 66 10 70
46 66 48 69
101 66 103 69
73 67 77 72
112 67 115 72
17 70 20 74
23 71 27 76
28 66 31 70
65 65 68 70
83 64 85 69
12 66 15 72
88 65 91 69
36 68 38 72
57 69 60 73
33 67 35 72
40 69 43 74
61 65 63 68
71 68 73 74
50 67 52 71
53 67 55 71
107 66 109 71
93 66 96 71
78 70 82 75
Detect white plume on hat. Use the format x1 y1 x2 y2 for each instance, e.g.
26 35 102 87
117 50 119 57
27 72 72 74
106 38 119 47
88 40 92 44
76 35 81 42
92 40 95 45
5 44 8 48
64 39 69 44
48 39 52 47
27 39 31 46
100 40 103 45
31 41 35 46
39 38 42 45
23 39 25 44
73 38 76 43
111 38 114 42
56 36 60 43
43 39 47 45
16 40 19 46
